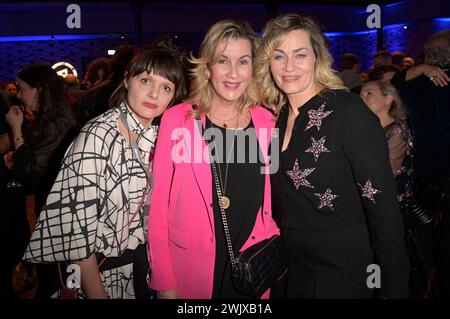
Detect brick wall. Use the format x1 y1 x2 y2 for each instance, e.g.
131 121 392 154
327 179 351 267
0 36 126 82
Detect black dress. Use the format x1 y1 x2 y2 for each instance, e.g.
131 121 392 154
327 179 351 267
205 117 265 299
271 90 410 298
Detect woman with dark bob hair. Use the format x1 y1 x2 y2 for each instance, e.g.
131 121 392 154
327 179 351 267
23 43 187 299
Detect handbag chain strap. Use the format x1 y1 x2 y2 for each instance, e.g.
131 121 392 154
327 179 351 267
211 160 238 268
195 116 237 269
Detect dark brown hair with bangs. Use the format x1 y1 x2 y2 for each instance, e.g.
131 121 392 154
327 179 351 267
109 42 187 109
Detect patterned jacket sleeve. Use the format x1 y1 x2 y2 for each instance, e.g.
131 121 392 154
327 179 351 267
340 93 410 298
23 125 107 263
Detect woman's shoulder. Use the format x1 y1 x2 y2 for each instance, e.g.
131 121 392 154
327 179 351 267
250 105 276 125
324 89 363 107
326 89 375 118
385 120 410 139
83 107 119 128
76 108 120 142
159 102 198 130
163 102 193 118
252 105 275 117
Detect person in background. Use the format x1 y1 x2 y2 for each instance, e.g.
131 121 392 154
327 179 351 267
0 90 14 298
256 13 410 298
82 58 112 91
63 74 87 118
369 63 449 91
400 29 450 299
360 80 413 209
3 64 78 298
392 51 406 70
78 45 135 128
403 57 415 68
148 19 280 299
5 81 17 99
373 50 392 67
4 64 77 219
369 65 400 82
338 53 364 92
0 90 11 155
23 43 187 299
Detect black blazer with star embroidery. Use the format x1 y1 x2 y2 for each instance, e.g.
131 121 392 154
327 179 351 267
271 89 410 298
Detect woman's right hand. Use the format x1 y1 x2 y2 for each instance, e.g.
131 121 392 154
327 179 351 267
5 105 24 130
157 289 179 299
3 151 14 169
74 254 109 299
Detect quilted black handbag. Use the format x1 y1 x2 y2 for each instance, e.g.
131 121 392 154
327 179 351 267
196 115 288 298
210 159 288 298
400 177 444 227
231 235 288 298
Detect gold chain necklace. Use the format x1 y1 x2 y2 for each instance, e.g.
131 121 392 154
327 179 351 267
210 111 239 128
211 112 240 209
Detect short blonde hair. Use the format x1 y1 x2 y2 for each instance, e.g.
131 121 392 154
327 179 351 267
377 80 406 121
255 13 347 115
187 19 260 117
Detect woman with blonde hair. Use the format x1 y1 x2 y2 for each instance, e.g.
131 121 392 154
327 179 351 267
361 80 412 179
256 13 410 298
361 80 415 222
148 19 280 299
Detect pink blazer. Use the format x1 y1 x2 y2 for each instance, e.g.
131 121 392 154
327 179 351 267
148 102 280 298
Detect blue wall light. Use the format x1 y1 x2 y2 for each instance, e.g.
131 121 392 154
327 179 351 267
0 34 120 43
324 30 377 37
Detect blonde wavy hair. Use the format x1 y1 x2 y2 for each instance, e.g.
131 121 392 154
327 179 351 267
187 19 260 117
375 80 406 121
255 13 347 116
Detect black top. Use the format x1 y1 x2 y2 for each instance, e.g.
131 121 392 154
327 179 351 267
13 111 77 213
205 117 265 299
384 120 414 203
400 69 450 180
271 89 410 298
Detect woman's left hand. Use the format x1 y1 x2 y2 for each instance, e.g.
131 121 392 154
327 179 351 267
420 64 450 87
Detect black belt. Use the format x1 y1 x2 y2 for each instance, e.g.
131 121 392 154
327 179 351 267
96 243 150 299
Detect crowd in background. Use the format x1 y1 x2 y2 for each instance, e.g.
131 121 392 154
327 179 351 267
0 15 449 299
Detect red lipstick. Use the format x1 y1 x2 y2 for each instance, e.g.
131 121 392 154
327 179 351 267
143 102 158 109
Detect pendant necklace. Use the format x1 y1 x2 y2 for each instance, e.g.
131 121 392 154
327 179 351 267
210 111 239 128
211 112 240 209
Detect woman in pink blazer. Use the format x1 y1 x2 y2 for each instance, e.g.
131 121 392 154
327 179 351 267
148 19 280 299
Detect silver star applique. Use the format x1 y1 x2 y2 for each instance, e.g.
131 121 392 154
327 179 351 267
314 188 339 211
358 179 381 204
304 103 333 132
305 136 330 162
286 159 315 190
